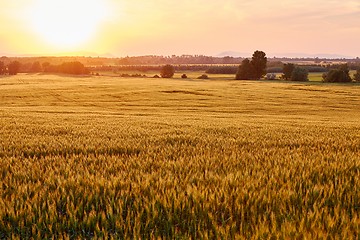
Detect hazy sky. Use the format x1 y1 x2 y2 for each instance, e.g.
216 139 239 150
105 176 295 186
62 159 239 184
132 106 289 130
1 0 359 57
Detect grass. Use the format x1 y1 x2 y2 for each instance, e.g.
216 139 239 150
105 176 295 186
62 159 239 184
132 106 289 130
308 72 324 82
0 74 359 239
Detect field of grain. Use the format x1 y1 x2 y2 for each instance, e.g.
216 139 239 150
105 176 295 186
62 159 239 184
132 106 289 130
0 74 359 239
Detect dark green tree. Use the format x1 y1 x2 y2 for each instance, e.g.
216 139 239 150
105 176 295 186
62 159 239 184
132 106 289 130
323 64 352 83
8 61 21 75
160 64 175 78
251 50 267 79
291 67 308 81
235 58 253 80
235 50 267 80
282 63 295 80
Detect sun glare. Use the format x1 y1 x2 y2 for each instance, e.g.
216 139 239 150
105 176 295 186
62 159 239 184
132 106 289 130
29 0 110 49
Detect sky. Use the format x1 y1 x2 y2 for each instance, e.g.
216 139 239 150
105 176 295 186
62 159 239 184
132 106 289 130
1 0 360 57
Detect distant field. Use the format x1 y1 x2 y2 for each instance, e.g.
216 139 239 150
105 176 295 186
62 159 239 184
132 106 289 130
105 70 235 80
0 74 359 239
107 70 357 82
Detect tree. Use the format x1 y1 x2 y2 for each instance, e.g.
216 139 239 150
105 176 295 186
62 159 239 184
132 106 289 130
353 69 360 82
235 58 253 80
282 63 295 80
30 61 42 73
181 74 188 79
160 64 175 78
323 64 352 83
59 61 89 75
251 50 267 79
42 62 50 72
0 61 5 75
235 50 267 80
291 67 308 81
8 61 21 75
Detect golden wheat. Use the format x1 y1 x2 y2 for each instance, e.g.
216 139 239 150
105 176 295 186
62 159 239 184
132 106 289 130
0 74 359 239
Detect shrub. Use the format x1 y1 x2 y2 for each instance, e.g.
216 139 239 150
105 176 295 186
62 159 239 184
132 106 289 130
323 70 352 83
181 74 188 79
323 65 352 83
197 74 209 79
291 67 308 81
131 74 142 77
153 75 160 78
160 64 175 78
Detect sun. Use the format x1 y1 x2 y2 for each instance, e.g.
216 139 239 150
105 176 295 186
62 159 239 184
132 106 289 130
29 0 110 49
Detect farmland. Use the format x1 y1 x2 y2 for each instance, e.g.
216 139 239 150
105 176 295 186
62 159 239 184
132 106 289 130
0 74 359 239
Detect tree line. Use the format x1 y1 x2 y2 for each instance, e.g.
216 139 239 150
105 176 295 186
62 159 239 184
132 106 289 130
158 51 360 82
2 52 360 82
117 55 243 65
43 62 89 75
0 61 89 75
234 51 360 82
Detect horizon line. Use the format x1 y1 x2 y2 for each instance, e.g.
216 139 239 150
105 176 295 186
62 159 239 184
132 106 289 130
1 53 358 60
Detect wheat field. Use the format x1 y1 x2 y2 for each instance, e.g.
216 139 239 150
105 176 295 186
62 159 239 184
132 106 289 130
0 74 359 239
